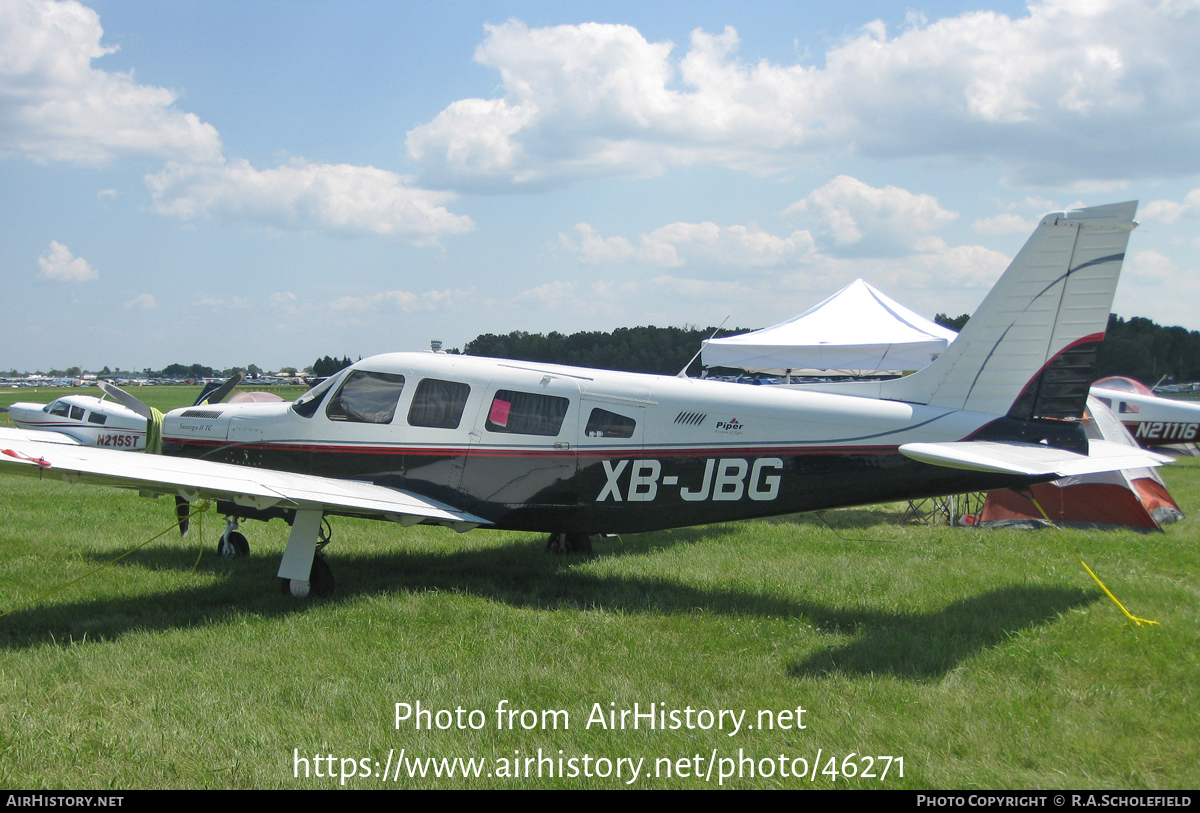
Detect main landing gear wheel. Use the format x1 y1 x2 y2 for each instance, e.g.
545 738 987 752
279 553 334 598
546 532 593 554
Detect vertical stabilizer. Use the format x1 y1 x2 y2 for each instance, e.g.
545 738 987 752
880 201 1138 418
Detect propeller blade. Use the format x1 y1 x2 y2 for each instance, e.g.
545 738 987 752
194 373 244 406
97 380 154 421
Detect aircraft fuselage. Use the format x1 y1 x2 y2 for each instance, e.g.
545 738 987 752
1090 385 1200 448
8 395 147 450
161 352 1070 533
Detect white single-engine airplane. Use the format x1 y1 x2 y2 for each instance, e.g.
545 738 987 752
1090 376 1200 448
0 202 1168 598
6 392 149 450
3 375 246 451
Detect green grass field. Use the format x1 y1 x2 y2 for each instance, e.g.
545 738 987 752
0 387 1196 789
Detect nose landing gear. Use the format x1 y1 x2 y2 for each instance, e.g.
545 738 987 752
546 532 599 554
218 518 250 558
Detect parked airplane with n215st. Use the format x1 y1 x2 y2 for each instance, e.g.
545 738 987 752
3 374 247 451
5 393 149 450
0 202 1167 598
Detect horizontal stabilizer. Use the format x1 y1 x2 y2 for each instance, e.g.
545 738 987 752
899 439 1171 478
0 427 488 531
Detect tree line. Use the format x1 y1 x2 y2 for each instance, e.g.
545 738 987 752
936 312 1200 384
464 326 755 377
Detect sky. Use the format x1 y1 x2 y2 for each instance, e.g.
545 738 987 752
3 0 1200 373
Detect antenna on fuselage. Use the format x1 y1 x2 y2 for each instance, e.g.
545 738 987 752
676 316 730 378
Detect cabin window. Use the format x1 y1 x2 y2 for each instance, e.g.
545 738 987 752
585 407 636 438
48 401 70 417
70 406 85 421
485 389 569 437
1095 397 1112 409
1119 401 1140 414
87 412 107 425
408 378 471 429
326 371 406 424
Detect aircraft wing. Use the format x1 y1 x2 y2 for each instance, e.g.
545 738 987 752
0 427 487 531
898 439 1172 478
0 428 83 446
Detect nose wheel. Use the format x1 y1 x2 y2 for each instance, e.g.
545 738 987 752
546 532 594 554
218 518 250 558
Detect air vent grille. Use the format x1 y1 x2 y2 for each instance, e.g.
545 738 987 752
181 409 224 419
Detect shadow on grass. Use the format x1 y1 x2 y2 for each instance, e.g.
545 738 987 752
786 584 1095 680
765 507 907 528
0 528 1098 679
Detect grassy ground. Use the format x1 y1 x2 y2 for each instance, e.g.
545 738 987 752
0 389 1196 788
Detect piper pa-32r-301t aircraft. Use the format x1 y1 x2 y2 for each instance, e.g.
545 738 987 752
0 202 1169 598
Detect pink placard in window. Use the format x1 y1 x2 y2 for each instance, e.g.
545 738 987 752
489 398 511 426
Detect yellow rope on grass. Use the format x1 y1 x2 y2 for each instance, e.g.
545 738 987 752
0 500 212 619
1027 493 1158 627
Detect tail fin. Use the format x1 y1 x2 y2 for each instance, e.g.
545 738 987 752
880 201 1138 418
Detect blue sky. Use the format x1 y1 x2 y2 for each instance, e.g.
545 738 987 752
3 0 1199 372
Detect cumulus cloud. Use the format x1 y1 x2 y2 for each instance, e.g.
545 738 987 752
509 279 643 322
914 243 1011 289
36 240 96 282
1126 249 1176 284
1141 189 1200 223
558 224 636 263
512 280 580 307
146 160 475 244
550 176 1010 324
199 296 252 310
649 275 751 299
2 2 475 246
330 287 479 312
557 177 1005 304
0 0 222 164
641 222 816 267
972 212 1039 234
124 293 157 310
784 175 957 256
408 3 1200 190
559 221 814 267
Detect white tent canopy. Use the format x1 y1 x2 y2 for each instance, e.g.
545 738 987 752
701 279 959 374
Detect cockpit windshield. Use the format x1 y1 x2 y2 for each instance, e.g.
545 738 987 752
1093 376 1154 396
291 374 342 418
